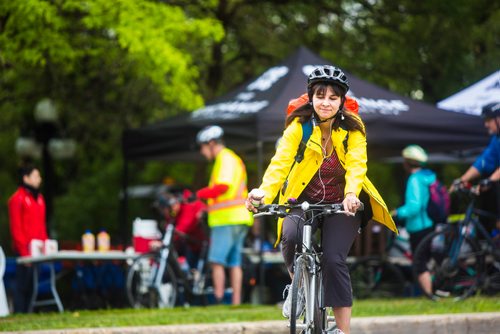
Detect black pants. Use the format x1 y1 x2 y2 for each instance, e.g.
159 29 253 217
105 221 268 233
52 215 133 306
14 263 33 313
281 209 361 307
410 227 434 275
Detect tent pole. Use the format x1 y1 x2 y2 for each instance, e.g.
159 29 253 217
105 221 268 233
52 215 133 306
256 140 266 304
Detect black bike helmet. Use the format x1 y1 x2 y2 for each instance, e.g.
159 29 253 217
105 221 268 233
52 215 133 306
481 102 500 119
307 65 349 94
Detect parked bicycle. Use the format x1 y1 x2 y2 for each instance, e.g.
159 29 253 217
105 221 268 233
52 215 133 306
255 200 364 334
126 222 210 308
126 190 211 308
349 226 412 299
412 180 500 301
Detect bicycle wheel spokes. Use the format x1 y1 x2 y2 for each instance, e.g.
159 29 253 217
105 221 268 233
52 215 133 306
126 253 178 308
290 257 308 334
289 256 323 334
415 227 483 301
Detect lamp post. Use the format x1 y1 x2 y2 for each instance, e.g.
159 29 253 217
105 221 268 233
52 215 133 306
15 98 76 232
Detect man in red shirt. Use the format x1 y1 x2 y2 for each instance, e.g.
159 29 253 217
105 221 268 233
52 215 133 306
8 165 47 313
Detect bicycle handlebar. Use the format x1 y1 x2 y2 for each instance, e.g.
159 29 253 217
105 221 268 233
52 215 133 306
253 201 364 218
451 178 498 196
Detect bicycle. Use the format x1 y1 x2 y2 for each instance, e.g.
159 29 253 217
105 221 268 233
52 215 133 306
349 227 412 299
126 221 210 308
412 180 500 301
126 191 211 308
255 200 364 334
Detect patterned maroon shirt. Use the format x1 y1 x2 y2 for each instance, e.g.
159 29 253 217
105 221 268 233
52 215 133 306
303 150 346 203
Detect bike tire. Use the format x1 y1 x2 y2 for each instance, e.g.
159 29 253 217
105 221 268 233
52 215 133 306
126 253 178 308
289 257 306 334
350 256 407 299
290 256 323 334
413 226 483 301
313 268 327 334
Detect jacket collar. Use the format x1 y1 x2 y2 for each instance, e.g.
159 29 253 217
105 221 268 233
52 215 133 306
306 125 348 155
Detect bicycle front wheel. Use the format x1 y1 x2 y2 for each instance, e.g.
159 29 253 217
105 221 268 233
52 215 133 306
413 226 483 301
126 253 178 308
289 256 322 334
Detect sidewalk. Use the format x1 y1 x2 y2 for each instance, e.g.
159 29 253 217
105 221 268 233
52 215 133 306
3 312 500 334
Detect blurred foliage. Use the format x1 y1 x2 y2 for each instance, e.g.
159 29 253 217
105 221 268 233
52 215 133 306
0 0 223 250
1 0 497 251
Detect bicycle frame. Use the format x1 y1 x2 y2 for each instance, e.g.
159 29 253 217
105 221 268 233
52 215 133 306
154 224 175 287
448 192 497 268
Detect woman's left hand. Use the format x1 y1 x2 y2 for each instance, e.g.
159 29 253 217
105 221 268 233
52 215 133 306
343 192 361 214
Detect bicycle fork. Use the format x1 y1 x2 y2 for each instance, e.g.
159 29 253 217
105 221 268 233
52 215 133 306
154 224 174 287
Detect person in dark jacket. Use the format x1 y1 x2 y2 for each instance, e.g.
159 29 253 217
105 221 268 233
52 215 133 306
8 165 47 313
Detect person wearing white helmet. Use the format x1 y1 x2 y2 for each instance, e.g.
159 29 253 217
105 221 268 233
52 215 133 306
195 125 253 305
392 144 436 297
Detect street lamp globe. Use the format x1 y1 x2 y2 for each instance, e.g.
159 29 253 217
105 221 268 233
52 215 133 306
34 98 58 123
15 137 41 158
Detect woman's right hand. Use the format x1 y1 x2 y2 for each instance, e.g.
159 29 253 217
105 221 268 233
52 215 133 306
342 192 361 215
245 188 265 213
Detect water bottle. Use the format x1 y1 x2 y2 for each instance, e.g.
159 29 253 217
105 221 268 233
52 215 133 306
97 229 110 252
82 230 95 252
178 256 191 278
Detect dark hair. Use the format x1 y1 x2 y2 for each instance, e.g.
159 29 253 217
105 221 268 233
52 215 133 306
18 165 38 185
285 82 365 136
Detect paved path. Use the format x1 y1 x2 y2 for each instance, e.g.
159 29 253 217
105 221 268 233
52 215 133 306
3 312 500 334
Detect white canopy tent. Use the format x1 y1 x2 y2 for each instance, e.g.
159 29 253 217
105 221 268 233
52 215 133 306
438 70 500 115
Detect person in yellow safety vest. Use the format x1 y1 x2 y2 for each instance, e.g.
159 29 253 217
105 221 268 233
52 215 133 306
196 125 253 305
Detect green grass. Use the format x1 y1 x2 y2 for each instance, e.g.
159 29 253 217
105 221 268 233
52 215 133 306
0 296 499 331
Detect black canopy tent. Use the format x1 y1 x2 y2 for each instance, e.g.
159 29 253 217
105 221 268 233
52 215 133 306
122 47 489 303
123 46 488 163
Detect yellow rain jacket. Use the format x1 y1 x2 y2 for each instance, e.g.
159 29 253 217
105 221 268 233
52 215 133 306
259 118 397 245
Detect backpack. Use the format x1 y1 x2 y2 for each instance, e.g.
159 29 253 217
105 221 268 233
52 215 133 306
427 179 450 225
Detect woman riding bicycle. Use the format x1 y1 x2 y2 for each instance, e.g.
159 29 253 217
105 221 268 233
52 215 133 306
245 65 397 334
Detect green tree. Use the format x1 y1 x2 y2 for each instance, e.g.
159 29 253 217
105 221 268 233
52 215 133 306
0 0 223 248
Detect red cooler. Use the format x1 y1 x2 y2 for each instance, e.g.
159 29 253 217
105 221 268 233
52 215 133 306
132 218 161 253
